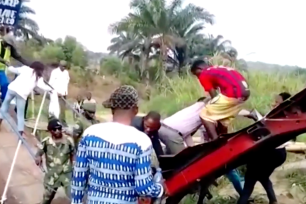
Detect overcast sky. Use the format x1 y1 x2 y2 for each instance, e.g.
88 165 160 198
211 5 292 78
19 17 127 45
28 0 305 67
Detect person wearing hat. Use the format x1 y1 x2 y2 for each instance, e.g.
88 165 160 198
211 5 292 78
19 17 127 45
0 33 32 102
48 60 70 126
34 118 74 204
71 85 164 204
64 102 99 150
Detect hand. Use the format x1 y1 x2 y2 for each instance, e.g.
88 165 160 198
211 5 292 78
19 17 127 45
161 180 169 196
35 156 42 166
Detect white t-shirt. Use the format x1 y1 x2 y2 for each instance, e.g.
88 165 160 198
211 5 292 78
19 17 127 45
48 67 70 96
8 66 52 100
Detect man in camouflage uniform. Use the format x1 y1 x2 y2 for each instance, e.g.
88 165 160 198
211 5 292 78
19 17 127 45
64 102 100 149
34 118 74 204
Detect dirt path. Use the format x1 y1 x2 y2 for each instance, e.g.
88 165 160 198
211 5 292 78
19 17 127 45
218 158 306 204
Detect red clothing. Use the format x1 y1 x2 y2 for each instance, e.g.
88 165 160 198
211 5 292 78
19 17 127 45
198 66 250 99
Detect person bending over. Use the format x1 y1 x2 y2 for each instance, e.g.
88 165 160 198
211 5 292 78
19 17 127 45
131 111 164 157
0 62 52 136
191 59 251 141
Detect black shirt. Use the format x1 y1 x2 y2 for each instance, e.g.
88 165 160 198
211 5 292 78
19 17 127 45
131 116 164 157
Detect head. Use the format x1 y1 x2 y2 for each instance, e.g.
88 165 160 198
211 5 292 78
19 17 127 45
86 92 92 100
143 111 161 135
47 118 63 139
30 61 45 81
82 103 96 120
76 94 82 102
59 60 67 71
273 92 291 108
190 58 210 76
0 26 10 37
102 85 139 122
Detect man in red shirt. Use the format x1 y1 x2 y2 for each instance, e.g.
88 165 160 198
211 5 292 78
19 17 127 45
191 59 251 141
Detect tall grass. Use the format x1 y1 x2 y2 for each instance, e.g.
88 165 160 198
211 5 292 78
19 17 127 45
142 70 306 130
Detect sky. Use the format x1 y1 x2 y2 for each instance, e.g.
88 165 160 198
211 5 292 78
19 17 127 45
28 0 306 67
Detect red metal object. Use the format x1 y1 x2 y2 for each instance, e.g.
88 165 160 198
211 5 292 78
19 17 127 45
164 88 306 197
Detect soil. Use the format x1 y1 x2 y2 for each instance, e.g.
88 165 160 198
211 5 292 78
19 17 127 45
0 178 19 204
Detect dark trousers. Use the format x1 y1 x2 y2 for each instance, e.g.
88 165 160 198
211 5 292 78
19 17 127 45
237 148 286 204
14 97 29 119
59 96 67 126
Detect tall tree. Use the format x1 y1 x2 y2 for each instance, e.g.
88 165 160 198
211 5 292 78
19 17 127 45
14 0 40 41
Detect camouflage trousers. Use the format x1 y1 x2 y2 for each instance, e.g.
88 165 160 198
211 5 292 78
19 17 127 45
42 173 71 204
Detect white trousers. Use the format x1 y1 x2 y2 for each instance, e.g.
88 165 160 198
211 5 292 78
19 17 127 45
48 92 60 118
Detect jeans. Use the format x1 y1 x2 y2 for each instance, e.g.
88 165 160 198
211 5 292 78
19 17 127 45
0 89 26 131
0 71 8 101
14 97 29 119
226 169 243 195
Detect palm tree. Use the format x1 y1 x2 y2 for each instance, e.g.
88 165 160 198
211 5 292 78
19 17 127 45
14 0 40 41
109 0 215 78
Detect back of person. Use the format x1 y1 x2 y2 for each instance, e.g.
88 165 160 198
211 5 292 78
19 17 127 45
8 66 42 99
78 122 152 201
163 101 205 136
201 66 249 99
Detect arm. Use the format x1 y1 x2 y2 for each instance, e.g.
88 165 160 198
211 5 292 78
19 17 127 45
35 141 46 157
48 70 56 86
69 138 75 164
198 73 217 98
7 66 21 75
135 145 163 198
150 132 164 157
36 78 53 92
71 137 89 204
11 48 31 66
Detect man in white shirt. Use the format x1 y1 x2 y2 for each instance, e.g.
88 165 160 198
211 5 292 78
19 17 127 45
48 60 70 126
159 97 208 154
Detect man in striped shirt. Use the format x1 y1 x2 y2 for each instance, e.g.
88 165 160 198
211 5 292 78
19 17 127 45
71 85 163 204
191 59 251 141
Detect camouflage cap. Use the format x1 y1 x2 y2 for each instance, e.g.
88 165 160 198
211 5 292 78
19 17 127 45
102 85 138 109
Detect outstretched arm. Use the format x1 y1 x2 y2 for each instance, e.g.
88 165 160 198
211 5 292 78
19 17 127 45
11 48 31 66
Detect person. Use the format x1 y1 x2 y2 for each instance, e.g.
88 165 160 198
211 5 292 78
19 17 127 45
0 62 52 136
64 102 100 150
73 94 83 120
191 59 251 141
83 91 96 104
160 97 257 152
71 85 164 204
0 33 31 103
34 118 74 204
12 70 30 120
159 97 208 153
131 111 164 157
48 60 70 126
237 92 291 204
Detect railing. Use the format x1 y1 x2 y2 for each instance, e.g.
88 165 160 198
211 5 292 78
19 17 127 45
0 86 92 203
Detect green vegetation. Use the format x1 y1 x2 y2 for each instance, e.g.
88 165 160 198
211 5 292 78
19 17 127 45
11 0 306 202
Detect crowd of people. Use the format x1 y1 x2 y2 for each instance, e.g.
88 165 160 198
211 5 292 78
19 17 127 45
0 33 291 204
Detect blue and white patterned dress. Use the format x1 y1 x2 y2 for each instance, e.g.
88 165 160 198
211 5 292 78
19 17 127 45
71 122 163 204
